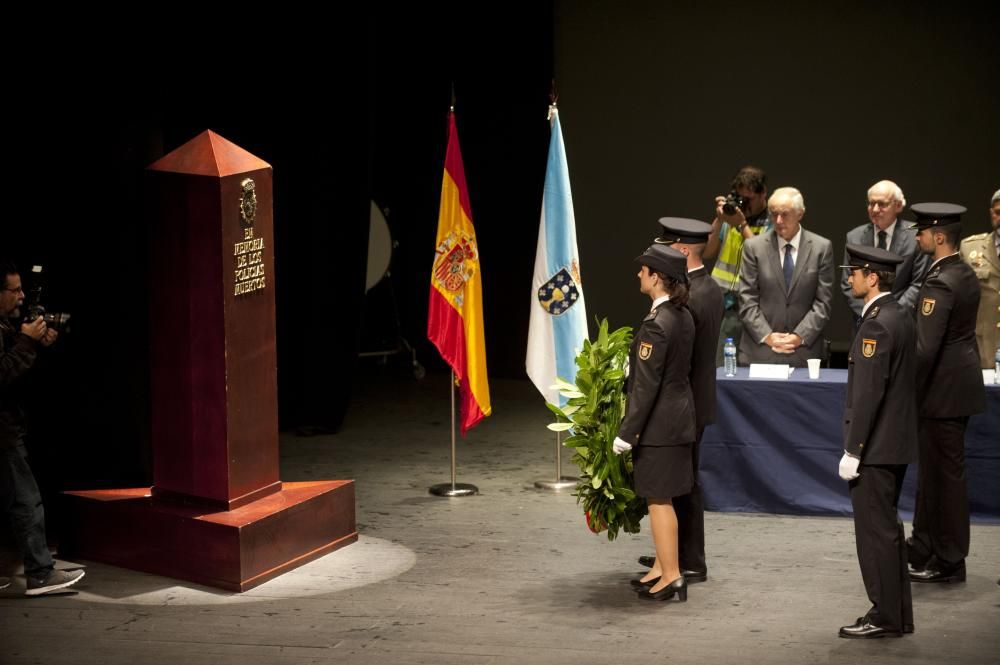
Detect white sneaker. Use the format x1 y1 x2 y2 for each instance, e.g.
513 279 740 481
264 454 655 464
25 569 85 596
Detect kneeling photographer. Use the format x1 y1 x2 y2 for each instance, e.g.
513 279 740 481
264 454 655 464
703 165 773 365
1 259 84 595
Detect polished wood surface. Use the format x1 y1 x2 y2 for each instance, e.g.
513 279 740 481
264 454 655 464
61 481 357 592
146 130 278 510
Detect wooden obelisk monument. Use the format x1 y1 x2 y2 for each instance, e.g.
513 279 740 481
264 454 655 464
62 130 357 591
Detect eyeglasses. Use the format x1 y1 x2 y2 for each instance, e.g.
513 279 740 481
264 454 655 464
2 286 24 294
867 199 894 209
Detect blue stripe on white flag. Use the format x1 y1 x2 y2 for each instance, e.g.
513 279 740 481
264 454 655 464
538 110 587 403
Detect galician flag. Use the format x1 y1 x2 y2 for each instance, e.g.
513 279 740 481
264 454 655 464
526 105 588 405
427 110 492 434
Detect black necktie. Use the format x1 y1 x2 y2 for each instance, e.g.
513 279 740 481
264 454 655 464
877 230 887 250
783 244 794 289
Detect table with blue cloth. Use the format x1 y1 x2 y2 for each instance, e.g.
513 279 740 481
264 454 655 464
700 367 1000 523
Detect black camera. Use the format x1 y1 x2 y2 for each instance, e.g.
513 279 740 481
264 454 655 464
722 190 747 216
22 265 71 333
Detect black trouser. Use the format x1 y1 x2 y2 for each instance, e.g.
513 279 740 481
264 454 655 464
1 443 54 577
850 464 912 632
910 417 970 566
674 427 705 573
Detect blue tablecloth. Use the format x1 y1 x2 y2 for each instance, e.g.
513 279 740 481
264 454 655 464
700 367 1000 523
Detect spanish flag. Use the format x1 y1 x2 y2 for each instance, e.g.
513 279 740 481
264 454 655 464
427 111 491 433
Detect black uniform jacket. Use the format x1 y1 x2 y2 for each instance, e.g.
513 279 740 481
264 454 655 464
687 266 724 429
915 254 985 418
843 296 918 464
619 301 696 447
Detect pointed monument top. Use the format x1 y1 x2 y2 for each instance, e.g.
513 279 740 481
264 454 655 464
147 129 271 177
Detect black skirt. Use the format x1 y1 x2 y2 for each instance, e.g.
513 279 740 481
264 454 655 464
632 443 694 499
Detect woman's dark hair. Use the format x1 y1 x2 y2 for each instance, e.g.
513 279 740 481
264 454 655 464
663 277 688 307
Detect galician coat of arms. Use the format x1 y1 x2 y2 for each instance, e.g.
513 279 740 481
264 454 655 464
537 263 582 316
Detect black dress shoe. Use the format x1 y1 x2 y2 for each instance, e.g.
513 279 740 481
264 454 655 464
909 561 966 583
854 614 914 634
639 576 687 602
630 575 660 589
839 618 902 639
681 569 707 583
638 555 656 568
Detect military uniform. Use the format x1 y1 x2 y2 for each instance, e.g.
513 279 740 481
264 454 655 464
907 204 986 582
841 245 918 634
959 231 1000 369
620 245 696 499
654 218 723 575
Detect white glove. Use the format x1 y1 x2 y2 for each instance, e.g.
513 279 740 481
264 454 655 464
838 452 860 481
612 436 632 455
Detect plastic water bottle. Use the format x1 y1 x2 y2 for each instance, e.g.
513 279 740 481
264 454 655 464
995 345 1000 384
724 337 737 377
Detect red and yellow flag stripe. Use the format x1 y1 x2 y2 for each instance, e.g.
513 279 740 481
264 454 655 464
428 112 491 433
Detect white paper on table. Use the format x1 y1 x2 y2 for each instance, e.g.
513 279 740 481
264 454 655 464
748 363 792 380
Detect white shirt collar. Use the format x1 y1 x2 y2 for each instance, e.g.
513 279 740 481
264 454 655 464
779 226 803 252
651 295 671 310
874 219 897 247
861 291 892 318
927 251 960 272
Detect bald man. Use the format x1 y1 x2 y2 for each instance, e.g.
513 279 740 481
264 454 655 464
840 180 929 329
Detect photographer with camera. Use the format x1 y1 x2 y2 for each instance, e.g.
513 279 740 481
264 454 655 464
704 165 773 365
1 259 84 595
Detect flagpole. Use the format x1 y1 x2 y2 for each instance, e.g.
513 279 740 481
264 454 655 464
430 371 478 497
534 430 577 491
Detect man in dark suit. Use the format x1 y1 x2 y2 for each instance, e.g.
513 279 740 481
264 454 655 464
840 180 929 328
737 187 835 367
636 218 723 581
906 203 986 584
837 245 917 639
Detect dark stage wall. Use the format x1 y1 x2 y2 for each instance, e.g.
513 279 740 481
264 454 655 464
4 4 998 511
552 0 1000 347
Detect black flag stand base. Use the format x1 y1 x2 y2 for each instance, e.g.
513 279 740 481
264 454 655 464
429 371 479 498
534 431 578 491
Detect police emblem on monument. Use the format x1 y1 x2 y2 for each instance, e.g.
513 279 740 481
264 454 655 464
537 267 581 316
239 178 257 228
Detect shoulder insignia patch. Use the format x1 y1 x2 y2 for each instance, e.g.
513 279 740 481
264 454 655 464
921 298 936 316
638 341 653 360
862 338 877 358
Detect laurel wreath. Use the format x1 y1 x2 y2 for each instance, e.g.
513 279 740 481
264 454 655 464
546 319 647 540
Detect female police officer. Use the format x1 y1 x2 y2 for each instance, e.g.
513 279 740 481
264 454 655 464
613 243 696 602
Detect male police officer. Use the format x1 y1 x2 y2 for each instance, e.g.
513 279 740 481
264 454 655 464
637 218 723 582
906 203 985 584
837 245 916 638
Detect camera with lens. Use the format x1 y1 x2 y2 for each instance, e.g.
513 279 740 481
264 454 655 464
721 190 747 216
22 265 71 333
